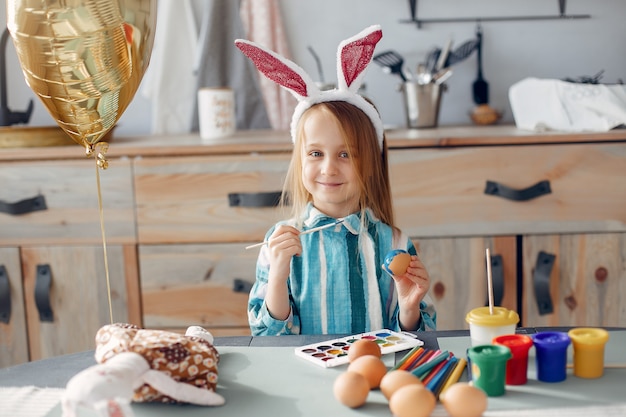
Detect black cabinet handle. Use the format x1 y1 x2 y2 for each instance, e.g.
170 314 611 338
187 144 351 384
233 278 254 294
533 251 555 315
484 180 551 202
228 192 282 208
0 195 47 215
35 264 54 322
0 265 10 324
484 254 504 307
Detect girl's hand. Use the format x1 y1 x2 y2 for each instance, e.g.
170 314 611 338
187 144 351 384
266 225 302 285
388 255 431 330
264 225 302 321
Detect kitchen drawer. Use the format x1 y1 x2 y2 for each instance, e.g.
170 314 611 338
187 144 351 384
0 159 135 245
390 143 626 238
414 235 518 330
134 154 290 244
21 244 137 360
521 233 626 327
139 243 258 334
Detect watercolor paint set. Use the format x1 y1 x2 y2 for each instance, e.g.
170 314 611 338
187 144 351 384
294 329 424 368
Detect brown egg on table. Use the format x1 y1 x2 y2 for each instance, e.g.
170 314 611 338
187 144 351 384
333 371 370 408
389 384 436 417
347 339 382 362
440 382 488 417
347 355 388 389
379 369 422 400
383 249 411 276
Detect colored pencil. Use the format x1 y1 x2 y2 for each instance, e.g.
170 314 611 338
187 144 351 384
439 357 468 396
393 346 424 371
428 356 459 394
404 349 432 371
422 352 453 384
407 349 436 372
411 350 449 378
433 358 462 398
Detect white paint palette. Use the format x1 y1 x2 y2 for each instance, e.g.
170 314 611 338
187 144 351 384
294 329 424 368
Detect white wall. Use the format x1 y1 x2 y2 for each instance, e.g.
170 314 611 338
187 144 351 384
2 0 625 135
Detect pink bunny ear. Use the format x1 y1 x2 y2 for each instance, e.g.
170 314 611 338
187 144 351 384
235 39 316 100
236 26 385 149
337 25 383 91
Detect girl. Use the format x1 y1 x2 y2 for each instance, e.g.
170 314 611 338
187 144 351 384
236 25 436 336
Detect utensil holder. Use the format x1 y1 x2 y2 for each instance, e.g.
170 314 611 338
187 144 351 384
400 82 446 128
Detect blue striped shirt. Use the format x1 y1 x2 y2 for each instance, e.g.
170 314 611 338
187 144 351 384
248 204 437 335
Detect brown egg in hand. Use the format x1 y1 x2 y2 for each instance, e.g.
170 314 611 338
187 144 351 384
383 249 411 276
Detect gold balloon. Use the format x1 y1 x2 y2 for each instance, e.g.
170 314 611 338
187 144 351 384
6 0 156 157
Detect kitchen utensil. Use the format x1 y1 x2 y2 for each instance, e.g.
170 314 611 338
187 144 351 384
374 50 409 81
445 38 479 67
435 38 453 72
472 24 489 105
432 67 453 85
416 63 431 84
424 47 441 75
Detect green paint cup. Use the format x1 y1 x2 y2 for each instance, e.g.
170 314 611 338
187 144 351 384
467 344 512 397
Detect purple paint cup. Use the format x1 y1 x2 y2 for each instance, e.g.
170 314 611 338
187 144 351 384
532 331 571 383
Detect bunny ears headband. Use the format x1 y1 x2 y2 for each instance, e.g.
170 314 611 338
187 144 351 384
235 25 384 149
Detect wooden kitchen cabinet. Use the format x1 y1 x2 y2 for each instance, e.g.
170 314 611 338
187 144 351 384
388 134 626 329
133 153 291 336
413 236 518 330
522 233 626 326
2 127 625 364
0 158 140 366
138 243 257 336
21 245 139 361
133 153 290 244
133 132 625 332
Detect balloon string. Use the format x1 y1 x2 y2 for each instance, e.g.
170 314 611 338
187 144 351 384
94 144 113 325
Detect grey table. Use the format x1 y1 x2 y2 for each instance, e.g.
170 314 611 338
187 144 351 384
2 328 625 417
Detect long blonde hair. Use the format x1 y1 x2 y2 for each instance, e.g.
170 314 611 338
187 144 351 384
281 101 395 229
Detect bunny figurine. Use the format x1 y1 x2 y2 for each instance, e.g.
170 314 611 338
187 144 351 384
62 324 225 417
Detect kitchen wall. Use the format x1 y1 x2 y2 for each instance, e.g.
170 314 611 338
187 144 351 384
2 0 625 135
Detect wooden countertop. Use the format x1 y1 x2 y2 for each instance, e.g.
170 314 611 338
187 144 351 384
1 125 625 162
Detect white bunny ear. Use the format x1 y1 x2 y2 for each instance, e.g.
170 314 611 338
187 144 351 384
235 39 319 101
336 25 383 92
237 26 385 149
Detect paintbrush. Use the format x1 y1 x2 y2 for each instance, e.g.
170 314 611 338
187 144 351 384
245 219 344 250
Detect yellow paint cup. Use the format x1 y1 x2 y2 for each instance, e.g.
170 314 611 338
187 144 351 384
567 327 610 379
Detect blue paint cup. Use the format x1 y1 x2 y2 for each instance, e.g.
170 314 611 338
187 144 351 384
532 331 571 383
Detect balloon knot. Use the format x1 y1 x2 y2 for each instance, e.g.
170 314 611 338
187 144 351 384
88 142 110 169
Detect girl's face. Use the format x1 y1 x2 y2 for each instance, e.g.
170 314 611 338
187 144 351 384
301 108 360 218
